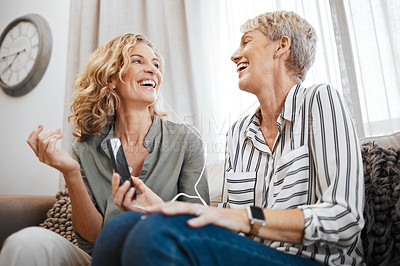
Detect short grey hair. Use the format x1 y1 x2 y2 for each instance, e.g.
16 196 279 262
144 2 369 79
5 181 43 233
241 10 317 82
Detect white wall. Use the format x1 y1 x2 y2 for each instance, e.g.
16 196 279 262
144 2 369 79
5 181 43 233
0 0 70 195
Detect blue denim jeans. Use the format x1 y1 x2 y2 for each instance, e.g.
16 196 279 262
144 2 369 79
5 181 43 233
91 211 319 266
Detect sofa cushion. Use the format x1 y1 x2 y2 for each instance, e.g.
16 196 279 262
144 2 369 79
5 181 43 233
361 141 400 266
39 189 77 246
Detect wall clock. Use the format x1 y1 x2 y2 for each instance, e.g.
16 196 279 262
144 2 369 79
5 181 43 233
0 14 52 97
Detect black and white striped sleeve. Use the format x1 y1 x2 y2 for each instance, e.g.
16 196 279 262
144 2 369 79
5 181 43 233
298 84 365 248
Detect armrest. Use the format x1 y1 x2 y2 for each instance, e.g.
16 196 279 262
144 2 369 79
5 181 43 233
0 194 55 249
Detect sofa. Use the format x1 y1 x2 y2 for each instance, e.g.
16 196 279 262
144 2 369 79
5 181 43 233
1 132 399 265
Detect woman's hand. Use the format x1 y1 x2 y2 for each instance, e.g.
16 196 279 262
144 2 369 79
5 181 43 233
27 125 80 177
146 201 250 233
112 172 164 212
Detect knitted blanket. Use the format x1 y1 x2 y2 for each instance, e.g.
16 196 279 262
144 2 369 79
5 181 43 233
361 142 400 266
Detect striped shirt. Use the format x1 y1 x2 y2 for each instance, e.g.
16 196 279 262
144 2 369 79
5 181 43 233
220 84 365 265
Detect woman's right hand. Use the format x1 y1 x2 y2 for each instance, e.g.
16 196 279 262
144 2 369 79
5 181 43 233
112 172 164 212
27 125 80 177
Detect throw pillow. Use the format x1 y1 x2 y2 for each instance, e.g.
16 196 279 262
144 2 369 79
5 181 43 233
39 188 77 246
361 142 400 266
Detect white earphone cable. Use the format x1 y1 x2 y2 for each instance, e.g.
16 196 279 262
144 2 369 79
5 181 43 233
159 95 258 207
159 95 208 206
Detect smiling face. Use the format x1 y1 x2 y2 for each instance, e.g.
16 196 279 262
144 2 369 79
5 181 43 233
112 42 162 110
231 30 278 95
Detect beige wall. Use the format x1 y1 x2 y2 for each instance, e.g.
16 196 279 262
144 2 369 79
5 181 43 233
0 0 70 195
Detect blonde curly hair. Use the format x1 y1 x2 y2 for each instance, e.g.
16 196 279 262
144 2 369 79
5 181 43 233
69 33 166 141
241 11 317 82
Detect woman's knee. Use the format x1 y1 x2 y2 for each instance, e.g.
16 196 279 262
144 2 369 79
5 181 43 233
1 227 59 265
127 213 193 247
1 227 91 266
3 227 53 249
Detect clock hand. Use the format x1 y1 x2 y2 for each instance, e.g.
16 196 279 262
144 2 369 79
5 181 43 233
4 48 27 70
1 56 16 74
0 49 26 61
1 51 23 75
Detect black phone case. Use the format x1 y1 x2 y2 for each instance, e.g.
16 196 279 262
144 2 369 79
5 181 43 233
107 138 134 188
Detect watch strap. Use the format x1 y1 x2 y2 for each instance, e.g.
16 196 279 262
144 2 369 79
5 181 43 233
245 206 265 239
248 221 263 239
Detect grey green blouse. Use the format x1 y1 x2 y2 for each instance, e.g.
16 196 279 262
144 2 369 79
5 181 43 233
71 116 210 254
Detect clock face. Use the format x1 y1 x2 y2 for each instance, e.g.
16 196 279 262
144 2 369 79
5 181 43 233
0 14 52 97
0 21 39 87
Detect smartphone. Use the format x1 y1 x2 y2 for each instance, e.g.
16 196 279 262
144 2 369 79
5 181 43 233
107 137 134 188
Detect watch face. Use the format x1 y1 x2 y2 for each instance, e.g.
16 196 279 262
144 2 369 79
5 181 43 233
0 21 39 87
249 206 265 220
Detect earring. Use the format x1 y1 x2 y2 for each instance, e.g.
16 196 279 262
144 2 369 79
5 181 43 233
274 53 277 59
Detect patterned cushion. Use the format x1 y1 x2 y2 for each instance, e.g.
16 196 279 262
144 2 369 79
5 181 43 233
361 142 400 265
39 189 77 246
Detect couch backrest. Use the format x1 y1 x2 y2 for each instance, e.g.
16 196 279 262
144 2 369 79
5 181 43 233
360 132 400 150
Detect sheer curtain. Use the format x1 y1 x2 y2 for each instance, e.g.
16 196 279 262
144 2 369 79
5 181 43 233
336 0 400 137
62 0 99 158
60 0 100 189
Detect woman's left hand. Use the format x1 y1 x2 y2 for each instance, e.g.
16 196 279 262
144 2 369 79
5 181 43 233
146 201 250 233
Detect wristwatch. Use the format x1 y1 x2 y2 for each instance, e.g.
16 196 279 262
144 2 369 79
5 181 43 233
245 206 266 239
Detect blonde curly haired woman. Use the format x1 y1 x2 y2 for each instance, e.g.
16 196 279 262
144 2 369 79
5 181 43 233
0 33 209 266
